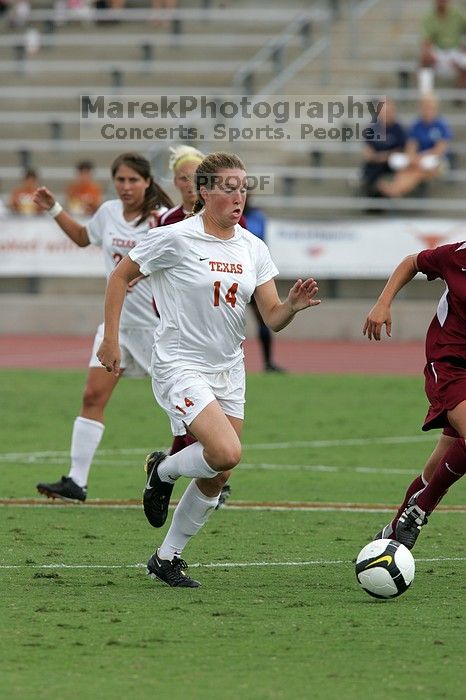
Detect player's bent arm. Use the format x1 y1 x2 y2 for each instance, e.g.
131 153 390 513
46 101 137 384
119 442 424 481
363 253 418 341
254 278 321 333
53 209 90 248
33 186 89 247
97 256 142 375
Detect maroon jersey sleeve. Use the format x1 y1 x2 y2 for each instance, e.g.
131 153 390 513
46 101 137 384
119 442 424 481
160 205 184 226
417 243 460 281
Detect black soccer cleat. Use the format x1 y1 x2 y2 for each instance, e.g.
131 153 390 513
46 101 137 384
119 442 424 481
37 476 87 503
374 523 394 540
147 551 200 588
395 496 430 550
215 483 231 510
143 451 174 527
265 363 286 373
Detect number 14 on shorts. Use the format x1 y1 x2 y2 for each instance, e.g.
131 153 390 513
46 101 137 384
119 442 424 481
175 397 194 416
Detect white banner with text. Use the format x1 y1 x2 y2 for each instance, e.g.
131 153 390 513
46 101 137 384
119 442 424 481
266 218 466 278
1 216 466 278
0 217 103 277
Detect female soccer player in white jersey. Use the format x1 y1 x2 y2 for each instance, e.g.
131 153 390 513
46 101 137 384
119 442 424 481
33 153 173 502
97 152 321 587
163 146 282 375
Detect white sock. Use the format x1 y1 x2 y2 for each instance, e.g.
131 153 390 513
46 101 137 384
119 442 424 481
68 416 105 487
158 442 218 482
158 480 219 560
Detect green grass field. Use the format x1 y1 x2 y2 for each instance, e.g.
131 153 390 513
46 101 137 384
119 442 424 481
1 370 465 700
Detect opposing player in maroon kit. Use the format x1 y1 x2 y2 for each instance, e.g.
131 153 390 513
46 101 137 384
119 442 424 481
160 146 205 227
161 146 248 230
364 242 466 549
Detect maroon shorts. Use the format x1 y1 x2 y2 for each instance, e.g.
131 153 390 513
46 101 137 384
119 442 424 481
423 359 466 437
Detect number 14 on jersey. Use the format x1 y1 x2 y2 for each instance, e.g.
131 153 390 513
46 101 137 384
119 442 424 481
213 281 238 308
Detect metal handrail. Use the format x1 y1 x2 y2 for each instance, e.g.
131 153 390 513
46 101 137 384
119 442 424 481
232 13 321 92
256 37 331 97
243 0 384 99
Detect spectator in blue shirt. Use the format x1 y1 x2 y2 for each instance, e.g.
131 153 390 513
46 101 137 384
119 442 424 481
378 93 452 198
361 99 407 196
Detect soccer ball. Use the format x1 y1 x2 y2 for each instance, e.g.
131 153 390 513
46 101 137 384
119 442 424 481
355 539 415 599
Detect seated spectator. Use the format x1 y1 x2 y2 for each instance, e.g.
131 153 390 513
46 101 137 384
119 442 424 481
0 1 10 18
361 99 406 196
152 1 178 12
151 0 178 28
94 0 126 7
377 93 452 198
66 160 103 216
8 0 30 28
9 169 42 215
419 0 466 92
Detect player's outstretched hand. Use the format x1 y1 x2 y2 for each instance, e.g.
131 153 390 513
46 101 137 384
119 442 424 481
363 302 392 341
287 278 321 312
96 339 121 376
33 186 56 212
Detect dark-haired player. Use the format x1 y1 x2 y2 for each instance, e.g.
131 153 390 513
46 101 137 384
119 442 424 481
33 153 173 502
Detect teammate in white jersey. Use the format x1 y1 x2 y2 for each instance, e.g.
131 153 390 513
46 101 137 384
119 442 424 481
32 153 173 503
97 152 321 587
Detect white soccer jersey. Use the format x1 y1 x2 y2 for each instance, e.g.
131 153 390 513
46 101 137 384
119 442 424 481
86 199 161 328
129 213 279 376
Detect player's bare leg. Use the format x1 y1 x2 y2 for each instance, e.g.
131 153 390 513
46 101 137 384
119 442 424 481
145 405 242 587
397 403 466 548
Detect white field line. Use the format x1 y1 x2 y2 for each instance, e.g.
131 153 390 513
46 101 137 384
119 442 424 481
8 457 419 475
1 556 465 571
0 434 436 463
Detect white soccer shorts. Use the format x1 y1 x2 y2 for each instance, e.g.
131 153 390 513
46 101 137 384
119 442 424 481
89 322 153 378
151 361 246 436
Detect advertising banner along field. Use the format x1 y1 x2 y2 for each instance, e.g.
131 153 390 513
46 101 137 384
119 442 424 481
1 216 466 279
266 218 466 279
0 217 102 277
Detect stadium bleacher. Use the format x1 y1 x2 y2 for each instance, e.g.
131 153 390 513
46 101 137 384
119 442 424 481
0 0 464 336
0 0 464 214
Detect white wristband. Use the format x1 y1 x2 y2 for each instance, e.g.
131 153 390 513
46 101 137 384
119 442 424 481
47 201 63 218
